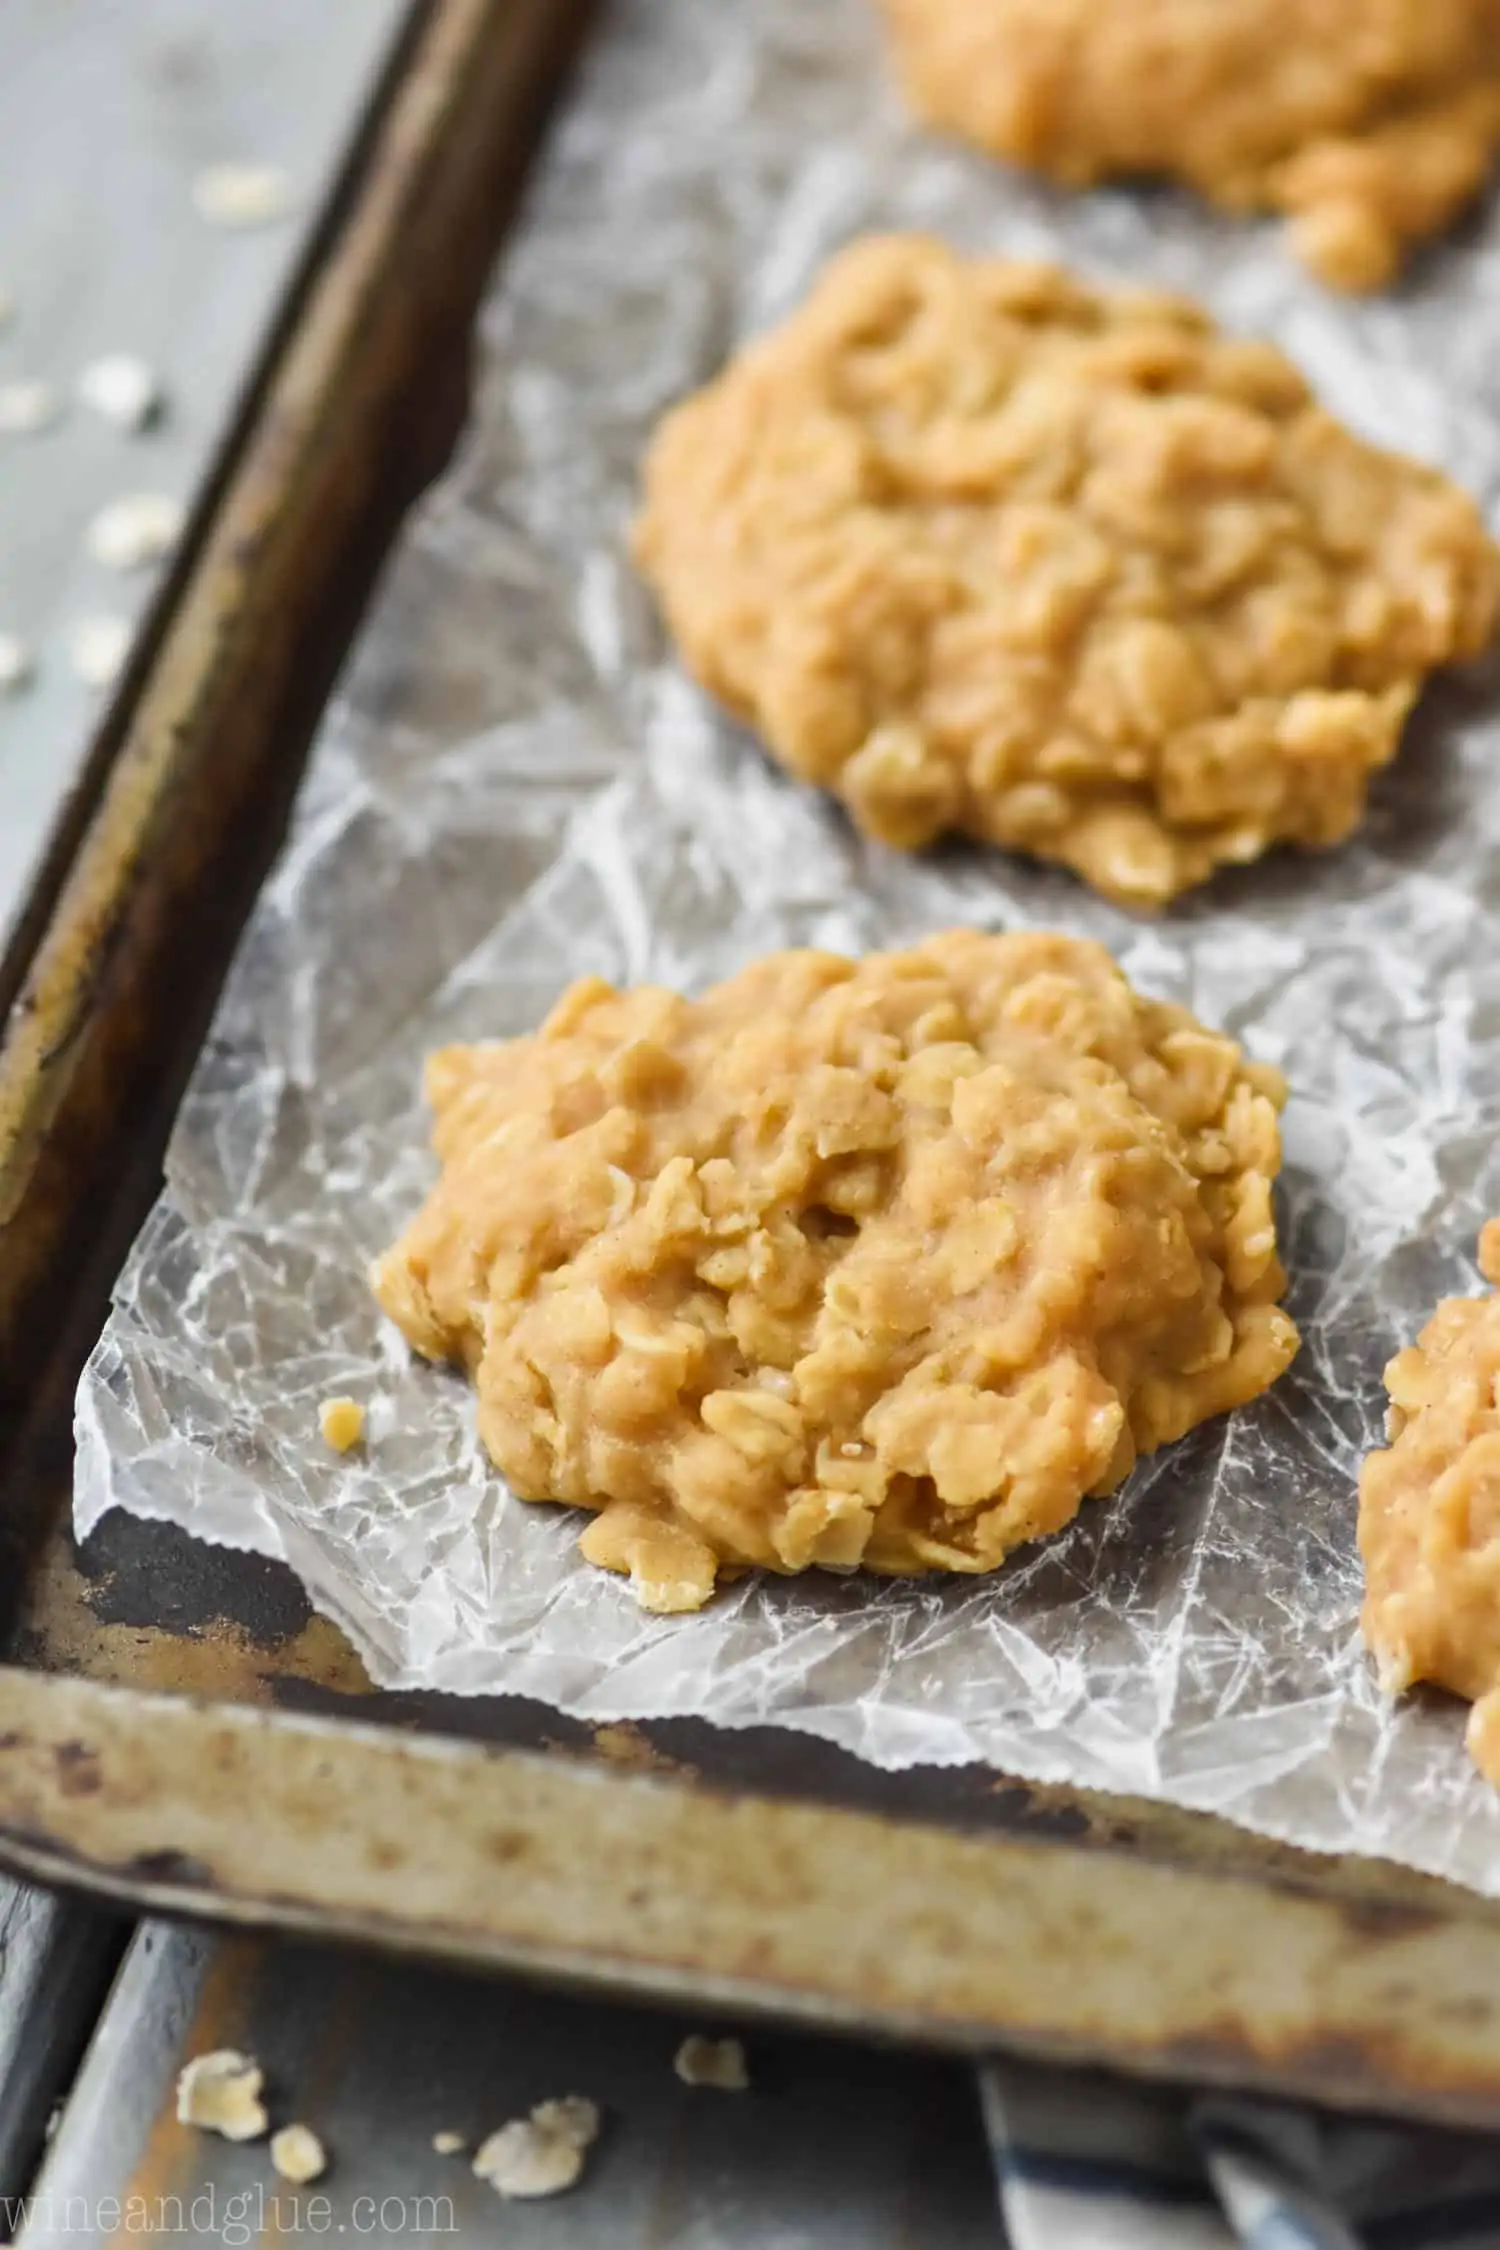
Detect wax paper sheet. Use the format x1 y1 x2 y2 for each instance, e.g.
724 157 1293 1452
75 0 1500 1889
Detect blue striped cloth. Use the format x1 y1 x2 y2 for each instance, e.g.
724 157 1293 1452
978 2058 1500 2248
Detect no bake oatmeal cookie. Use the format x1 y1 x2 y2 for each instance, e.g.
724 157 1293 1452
635 238 1498 910
373 931 1299 1613
877 0 1500 292
1361 1223 1500 1785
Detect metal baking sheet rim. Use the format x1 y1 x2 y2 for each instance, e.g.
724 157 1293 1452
5 1666 1500 2129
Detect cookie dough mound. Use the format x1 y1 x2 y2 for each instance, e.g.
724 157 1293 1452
635 238 1498 910
1360 1222 1500 1785
373 932 1299 1613
878 0 1500 291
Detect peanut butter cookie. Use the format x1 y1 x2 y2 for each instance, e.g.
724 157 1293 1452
1361 1223 1500 1786
878 0 1500 292
635 237 1498 909
373 931 1299 1613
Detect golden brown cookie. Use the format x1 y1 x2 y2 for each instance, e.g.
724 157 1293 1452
373 930 1299 1612
1360 1222 1500 1785
634 237 1498 909
878 0 1500 291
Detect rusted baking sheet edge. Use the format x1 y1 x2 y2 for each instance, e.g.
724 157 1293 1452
2 1671 1499 2133
0 0 595 1446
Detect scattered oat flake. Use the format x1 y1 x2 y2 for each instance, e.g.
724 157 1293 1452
473 2098 600 2201
529 2097 600 2150
78 354 163 432
176 2051 269 2142
431 2130 466 2157
319 1396 365 1452
87 493 184 572
0 380 60 435
673 2035 750 2090
0 634 33 695
68 614 132 688
194 163 294 228
270 2123 327 2184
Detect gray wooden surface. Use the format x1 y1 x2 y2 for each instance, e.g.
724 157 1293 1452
17 1921 1004 2247
0 0 408 946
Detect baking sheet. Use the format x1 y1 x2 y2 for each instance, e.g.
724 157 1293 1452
74 0 1500 1890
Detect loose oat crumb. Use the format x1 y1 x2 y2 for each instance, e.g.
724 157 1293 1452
270 2123 327 2184
86 493 185 572
431 2130 466 2156
530 2098 600 2149
78 354 164 433
193 163 295 228
0 634 33 695
176 2051 269 2142
473 2098 600 2201
674 2035 750 2090
319 1396 365 1453
0 380 60 435
68 614 131 689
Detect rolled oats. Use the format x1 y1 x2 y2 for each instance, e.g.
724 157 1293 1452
634 235 1498 908
373 931 1299 1612
78 355 164 433
175 2051 269 2143
673 2035 750 2090
86 493 185 573
0 634 33 695
193 164 295 229
473 2098 600 2201
269 2123 327 2185
1361 1222 1500 1786
68 613 131 689
877 1 1500 292
319 1396 365 1453
0 380 60 436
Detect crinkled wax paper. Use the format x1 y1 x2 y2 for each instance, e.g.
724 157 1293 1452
75 0 1500 1888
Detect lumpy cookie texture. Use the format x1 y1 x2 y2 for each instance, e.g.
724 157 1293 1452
1360 1223 1500 1786
634 238 1498 910
373 931 1299 1613
878 0 1500 292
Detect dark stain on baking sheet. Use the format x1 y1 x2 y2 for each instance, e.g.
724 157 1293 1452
80 1511 315 1647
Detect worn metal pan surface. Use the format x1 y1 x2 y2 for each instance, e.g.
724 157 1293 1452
4 0 1500 2134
